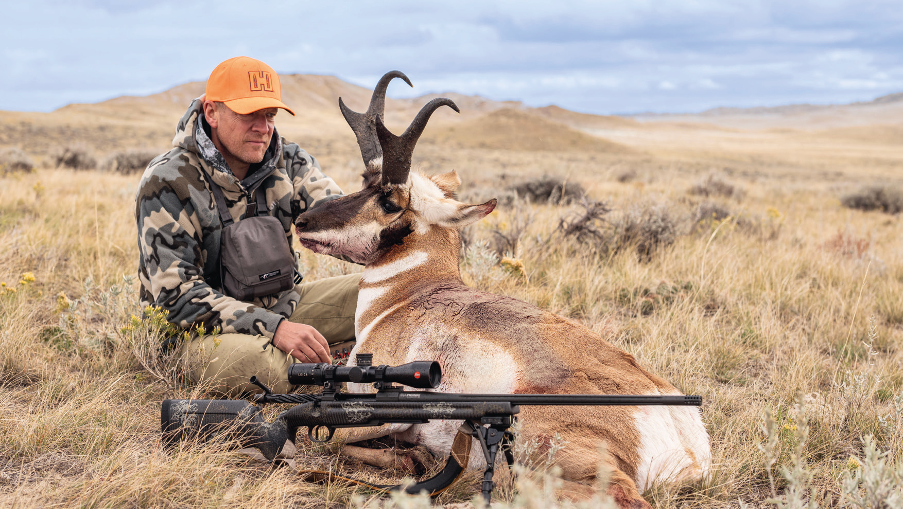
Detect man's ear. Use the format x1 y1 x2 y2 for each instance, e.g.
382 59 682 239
203 101 219 129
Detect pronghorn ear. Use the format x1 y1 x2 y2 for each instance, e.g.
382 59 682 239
440 199 497 228
430 170 461 198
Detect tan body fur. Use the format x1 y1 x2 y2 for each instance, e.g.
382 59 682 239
294 76 711 506
297 171 710 505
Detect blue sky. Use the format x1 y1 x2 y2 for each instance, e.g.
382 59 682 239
2 0 901 115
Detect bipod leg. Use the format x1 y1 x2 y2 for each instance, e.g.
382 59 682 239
465 420 509 503
502 428 515 467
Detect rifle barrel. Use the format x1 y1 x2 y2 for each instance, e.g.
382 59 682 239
260 391 701 407
391 393 702 406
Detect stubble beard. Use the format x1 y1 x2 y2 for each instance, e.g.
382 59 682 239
222 136 270 168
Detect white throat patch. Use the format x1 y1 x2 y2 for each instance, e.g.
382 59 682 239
362 251 429 284
355 286 388 332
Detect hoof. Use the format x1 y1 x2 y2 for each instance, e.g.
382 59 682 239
607 483 652 509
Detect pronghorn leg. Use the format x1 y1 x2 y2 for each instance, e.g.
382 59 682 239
554 452 649 508
603 467 652 509
556 479 597 501
555 445 651 508
329 424 437 475
339 444 435 476
520 411 650 508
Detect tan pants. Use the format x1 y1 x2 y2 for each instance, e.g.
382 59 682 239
180 273 360 396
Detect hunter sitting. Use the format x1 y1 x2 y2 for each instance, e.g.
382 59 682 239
135 56 358 395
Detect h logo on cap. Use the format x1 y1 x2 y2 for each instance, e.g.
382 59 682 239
249 71 273 92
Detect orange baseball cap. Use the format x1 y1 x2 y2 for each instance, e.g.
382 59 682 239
205 56 295 116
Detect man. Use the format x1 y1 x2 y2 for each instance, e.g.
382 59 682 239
136 56 359 395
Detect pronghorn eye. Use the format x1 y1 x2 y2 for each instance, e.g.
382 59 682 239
380 197 402 214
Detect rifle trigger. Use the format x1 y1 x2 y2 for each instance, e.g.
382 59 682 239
308 425 335 443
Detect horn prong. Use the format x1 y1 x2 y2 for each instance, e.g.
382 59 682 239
339 71 412 167
379 98 459 186
367 71 412 118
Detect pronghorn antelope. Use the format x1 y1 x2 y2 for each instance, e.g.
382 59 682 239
294 71 711 506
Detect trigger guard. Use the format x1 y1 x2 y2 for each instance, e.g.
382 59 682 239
308 425 335 443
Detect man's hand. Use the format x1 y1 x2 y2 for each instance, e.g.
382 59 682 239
272 321 331 363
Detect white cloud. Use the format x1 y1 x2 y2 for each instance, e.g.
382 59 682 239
838 79 882 90
658 81 677 91
694 79 722 90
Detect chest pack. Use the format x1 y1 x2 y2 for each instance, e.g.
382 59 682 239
208 180 297 301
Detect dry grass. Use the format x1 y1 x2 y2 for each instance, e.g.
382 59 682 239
0 102 901 508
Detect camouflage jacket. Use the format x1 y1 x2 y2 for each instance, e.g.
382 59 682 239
135 98 345 339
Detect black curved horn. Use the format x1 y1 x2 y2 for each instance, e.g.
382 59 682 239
376 98 460 186
339 70 412 167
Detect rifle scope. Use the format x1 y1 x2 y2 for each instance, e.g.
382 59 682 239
288 361 441 389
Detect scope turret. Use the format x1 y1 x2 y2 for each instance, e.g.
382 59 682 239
287 360 441 389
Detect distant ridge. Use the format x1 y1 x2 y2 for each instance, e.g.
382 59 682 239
41 74 901 128
44 73 650 142
868 92 904 105
49 74 533 132
698 92 902 117
1 74 898 157
532 105 638 129
425 108 635 153
630 92 902 130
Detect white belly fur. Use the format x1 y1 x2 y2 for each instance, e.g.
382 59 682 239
634 405 710 490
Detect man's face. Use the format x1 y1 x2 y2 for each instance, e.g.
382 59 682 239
205 102 277 169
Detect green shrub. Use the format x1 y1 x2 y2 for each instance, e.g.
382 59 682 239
511 176 585 205
841 185 902 214
692 201 733 231
689 172 740 199
615 169 637 183
51 145 97 170
0 147 35 175
557 198 683 260
611 199 683 259
100 149 160 174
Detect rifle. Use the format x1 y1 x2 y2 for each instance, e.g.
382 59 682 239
161 355 702 502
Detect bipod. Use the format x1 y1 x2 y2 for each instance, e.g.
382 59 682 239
464 418 516 503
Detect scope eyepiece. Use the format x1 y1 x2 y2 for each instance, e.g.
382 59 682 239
287 360 441 389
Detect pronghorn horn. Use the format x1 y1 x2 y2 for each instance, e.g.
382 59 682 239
376 98 460 186
339 70 413 167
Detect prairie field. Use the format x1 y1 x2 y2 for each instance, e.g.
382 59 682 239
0 79 901 508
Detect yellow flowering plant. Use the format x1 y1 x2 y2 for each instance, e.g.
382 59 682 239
500 256 528 282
